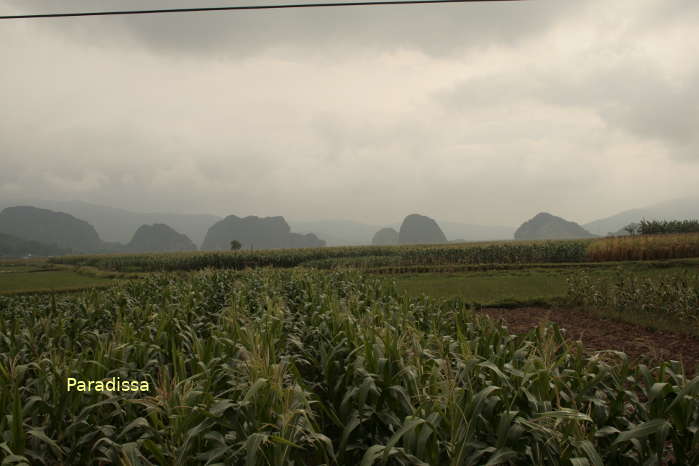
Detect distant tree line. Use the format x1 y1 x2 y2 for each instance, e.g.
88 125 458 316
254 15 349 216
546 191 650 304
622 219 699 236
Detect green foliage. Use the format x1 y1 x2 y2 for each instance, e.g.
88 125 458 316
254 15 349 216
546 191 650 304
49 240 593 273
638 219 699 235
230 240 242 251
0 270 115 295
566 269 699 323
0 269 697 464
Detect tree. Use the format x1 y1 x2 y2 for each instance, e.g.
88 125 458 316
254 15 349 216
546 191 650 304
623 223 639 236
230 240 242 251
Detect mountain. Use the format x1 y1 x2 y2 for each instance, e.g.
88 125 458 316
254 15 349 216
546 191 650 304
0 199 220 247
515 212 596 240
126 224 197 253
0 206 103 253
399 214 448 244
372 228 399 246
288 219 382 246
584 197 699 236
290 218 515 245
0 233 69 257
201 215 325 251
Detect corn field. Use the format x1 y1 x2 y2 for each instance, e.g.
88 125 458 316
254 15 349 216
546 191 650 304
1 269 698 464
48 235 699 274
566 269 699 323
587 234 699 262
48 240 593 273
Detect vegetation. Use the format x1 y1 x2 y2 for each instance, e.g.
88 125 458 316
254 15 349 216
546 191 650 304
49 240 593 272
1 268 697 465
394 264 699 328
620 220 699 236
0 270 117 295
54 232 699 274
394 269 572 306
566 268 699 324
638 219 699 235
49 233 699 274
588 233 699 261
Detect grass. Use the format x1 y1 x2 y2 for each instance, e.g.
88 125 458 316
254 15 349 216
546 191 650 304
392 263 699 305
393 269 570 306
0 259 141 294
0 270 117 295
0 260 58 274
0 265 44 273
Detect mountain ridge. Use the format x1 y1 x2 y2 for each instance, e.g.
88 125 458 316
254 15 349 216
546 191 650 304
584 197 699 236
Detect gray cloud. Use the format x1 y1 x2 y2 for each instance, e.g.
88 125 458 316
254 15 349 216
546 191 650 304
4 0 577 58
1 0 698 228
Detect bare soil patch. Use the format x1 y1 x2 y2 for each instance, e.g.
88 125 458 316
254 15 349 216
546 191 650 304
480 307 699 376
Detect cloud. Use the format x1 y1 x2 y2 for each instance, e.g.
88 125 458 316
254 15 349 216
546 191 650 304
3 0 576 58
1 0 698 227
435 1 699 162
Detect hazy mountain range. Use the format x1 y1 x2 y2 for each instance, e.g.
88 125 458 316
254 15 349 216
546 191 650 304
2 197 697 248
289 219 515 246
0 199 220 247
583 197 699 236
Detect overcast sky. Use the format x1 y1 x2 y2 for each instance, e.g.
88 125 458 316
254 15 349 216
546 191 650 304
2 0 698 226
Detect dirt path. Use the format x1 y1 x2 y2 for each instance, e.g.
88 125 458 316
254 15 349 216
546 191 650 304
479 307 699 376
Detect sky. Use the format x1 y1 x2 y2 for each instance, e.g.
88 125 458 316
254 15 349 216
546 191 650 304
1 0 698 226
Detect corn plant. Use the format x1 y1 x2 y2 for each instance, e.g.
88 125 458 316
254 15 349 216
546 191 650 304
0 269 697 464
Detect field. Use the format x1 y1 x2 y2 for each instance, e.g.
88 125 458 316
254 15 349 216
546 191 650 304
394 260 699 312
46 234 699 273
1 269 698 465
0 270 115 295
0 262 120 295
2 236 699 464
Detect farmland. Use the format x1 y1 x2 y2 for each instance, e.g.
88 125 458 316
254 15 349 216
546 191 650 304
0 269 115 295
47 234 699 273
47 240 593 272
2 236 699 464
2 269 698 464
0 262 127 296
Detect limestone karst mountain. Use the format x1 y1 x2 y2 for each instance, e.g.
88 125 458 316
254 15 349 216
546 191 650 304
372 227 399 246
201 215 325 251
398 214 447 245
0 199 220 246
126 224 197 253
0 232 68 257
0 206 103 253
515 212 596 240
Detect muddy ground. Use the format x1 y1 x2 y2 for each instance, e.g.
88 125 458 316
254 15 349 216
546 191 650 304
480 307 699 376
